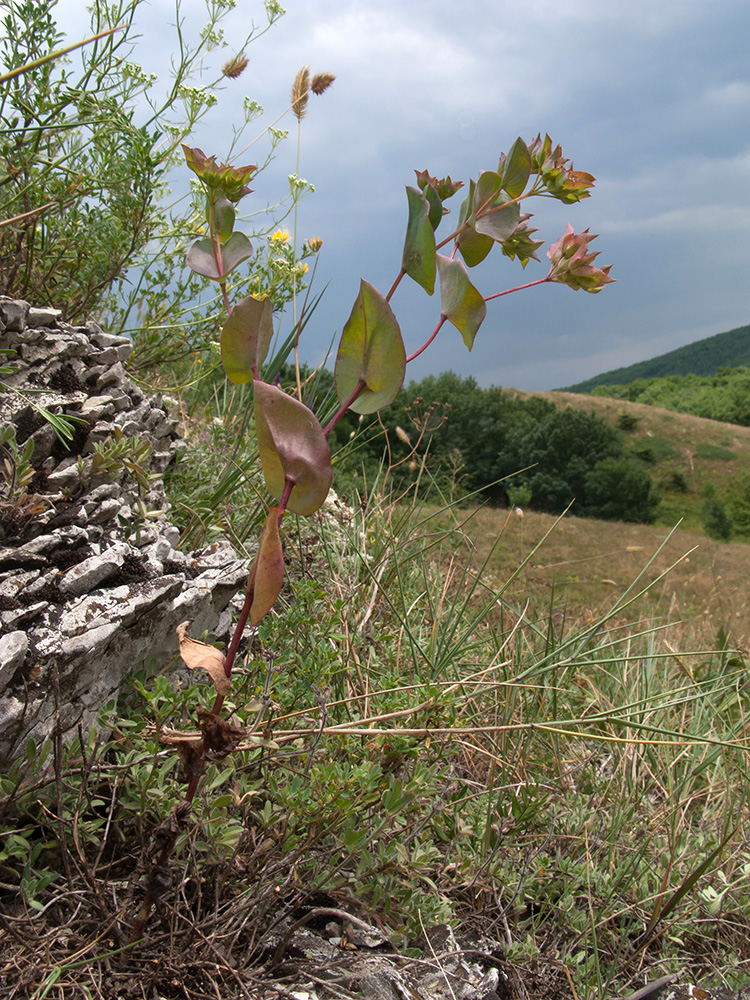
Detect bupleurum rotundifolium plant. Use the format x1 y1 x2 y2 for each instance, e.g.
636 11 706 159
131 119 613 938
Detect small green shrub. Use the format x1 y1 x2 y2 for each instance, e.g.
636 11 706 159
695 441 737 462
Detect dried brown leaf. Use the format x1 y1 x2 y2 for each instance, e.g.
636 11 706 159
176 621 230 696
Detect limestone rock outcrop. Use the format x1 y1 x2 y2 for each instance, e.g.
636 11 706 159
0 298 246 764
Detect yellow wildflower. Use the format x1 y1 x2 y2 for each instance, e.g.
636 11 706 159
271 228 290 243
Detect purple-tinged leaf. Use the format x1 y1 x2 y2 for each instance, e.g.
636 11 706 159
402 186 436 294
248 507 285 625
436 254 487 351
253 381 332 516
473 171 520 242
335 280 406 415
186 231 253 281
221 294 274 384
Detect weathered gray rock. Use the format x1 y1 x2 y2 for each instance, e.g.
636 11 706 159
0 297 248 764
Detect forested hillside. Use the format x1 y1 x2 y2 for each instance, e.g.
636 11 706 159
325 370 750 540
560 321 750 392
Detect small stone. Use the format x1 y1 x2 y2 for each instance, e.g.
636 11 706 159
0 631 29 692
84 498 123 526
90 344 132 365
58 541 133 596
79 395 116 420
27 307 62 327
1 601 46 628
96 362 125 389
0 298 29 332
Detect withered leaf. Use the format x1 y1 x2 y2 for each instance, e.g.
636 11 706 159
176 621 230 696
247 506 285 626
196 706 247 753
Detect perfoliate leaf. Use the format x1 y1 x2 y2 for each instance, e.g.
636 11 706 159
473 171 520 242
248 507 285 625
401 186 436 293
335 280 406 414
221 295 274 384
176 622 229 696
423 183 443 231
501 137 531 198
456 224 494 267
253 381 332 515
457 179 477 229
211 193 236 242
186 231 253 280
436 254 487 351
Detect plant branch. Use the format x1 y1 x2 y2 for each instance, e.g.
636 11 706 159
406 315 447 364
322 378 366 437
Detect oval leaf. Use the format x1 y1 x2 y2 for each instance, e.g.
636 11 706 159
212 193 236 242
221 295 274 384
401 186 436 294
424 183 443 231
501 137 531 198
248 507 285 626
335 280 406 415
176 621 230 696
473 171 520 242
253 380 332 516
436 254 487 351
456 224 494 267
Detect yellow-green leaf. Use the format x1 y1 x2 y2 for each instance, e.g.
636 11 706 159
401 186 436 294
221 295 273 384
253 381 332 516
335 280 406 415
501 137 531 198
436 254 487 351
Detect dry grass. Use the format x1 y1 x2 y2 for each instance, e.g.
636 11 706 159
424 502 750 649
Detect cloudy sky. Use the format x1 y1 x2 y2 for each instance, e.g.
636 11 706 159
53 0 750 390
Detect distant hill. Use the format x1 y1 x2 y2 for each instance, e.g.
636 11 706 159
559 322 750 393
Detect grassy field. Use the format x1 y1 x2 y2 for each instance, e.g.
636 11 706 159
424 501 750 650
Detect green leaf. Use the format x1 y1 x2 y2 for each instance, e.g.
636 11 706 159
501 137 531 198
401 186 436 294
473 171 520 242
436 254 487 350
456 224 494 267
253 381 332 516
423 184 443 231
211 193 236 242
221 294 274 384
186 231 253 280
335 280 406 415
457 179 477 229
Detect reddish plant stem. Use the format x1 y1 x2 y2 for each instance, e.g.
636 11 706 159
484 275 550 302
385 268 405 303
322 378 366 437
406 315 447 364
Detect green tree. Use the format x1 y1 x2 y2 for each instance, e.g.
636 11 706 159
584 456 659 522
